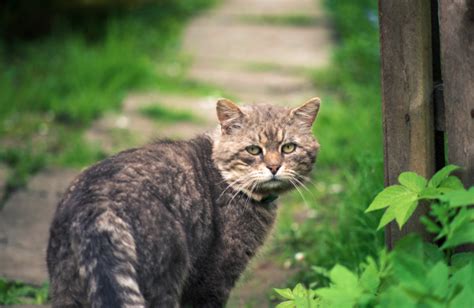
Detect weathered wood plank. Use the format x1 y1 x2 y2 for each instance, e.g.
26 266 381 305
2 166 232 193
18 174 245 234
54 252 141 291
378 0 436 249
439 0 474 187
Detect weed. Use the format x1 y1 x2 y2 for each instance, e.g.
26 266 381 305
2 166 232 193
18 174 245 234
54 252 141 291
240 14 324 27
140 104 200 123
272 0 384 287
0 279 48 305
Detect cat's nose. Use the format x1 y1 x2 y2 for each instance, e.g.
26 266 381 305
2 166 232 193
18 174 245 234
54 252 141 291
267 165 281 175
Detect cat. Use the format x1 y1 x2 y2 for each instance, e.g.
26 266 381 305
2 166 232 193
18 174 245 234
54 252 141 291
46 97 321 307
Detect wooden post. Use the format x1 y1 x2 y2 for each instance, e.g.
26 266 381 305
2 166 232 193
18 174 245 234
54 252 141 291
378 0 436 249
439 0 474 187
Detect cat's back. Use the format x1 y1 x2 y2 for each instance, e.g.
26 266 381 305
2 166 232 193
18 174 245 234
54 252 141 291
58 135 213 210
48 136 218 238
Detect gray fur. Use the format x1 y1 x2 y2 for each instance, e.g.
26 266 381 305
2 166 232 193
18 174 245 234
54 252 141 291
47 99 321 307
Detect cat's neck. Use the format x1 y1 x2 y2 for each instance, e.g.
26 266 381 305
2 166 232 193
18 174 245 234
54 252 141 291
239 188 278 204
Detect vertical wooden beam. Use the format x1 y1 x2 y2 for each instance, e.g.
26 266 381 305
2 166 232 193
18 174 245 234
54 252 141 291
378 0 436 249
439 0 474 187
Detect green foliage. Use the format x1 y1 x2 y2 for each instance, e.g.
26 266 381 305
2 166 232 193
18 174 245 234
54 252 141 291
276 168 474 307
367 165 474 249
0 279 48 305
275 284 318 308
0 0 219 199
0 146 46 200
274 0 383 287
140 105 200 123
240 14 321 27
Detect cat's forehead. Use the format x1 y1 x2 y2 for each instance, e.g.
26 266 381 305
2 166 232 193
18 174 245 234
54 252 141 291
240 104 291 124
239 104 295 144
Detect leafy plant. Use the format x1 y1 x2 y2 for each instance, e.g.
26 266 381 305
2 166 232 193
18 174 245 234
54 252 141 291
0 279 49 305
275 166 474 307
366 165 474 250
274 284 318 308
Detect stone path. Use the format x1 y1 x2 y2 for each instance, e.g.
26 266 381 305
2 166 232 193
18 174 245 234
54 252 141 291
0 0 331 306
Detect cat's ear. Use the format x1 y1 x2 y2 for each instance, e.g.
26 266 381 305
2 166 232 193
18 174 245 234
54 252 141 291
216 99 244 134
291 97 321 128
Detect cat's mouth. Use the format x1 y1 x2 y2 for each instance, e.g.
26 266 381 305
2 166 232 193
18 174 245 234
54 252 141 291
255 177 292 193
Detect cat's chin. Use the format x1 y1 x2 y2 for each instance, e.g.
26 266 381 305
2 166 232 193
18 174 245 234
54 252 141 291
255 179 293 194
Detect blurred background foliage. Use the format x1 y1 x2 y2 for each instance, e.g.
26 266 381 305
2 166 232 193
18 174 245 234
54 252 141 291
273 0 384 289
0 0 217 201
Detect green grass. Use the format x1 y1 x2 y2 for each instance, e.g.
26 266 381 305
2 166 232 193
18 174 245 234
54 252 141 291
0 0 220 200
0 279 48 305
240 14 324 27
140 104 201 123
272 0 384 287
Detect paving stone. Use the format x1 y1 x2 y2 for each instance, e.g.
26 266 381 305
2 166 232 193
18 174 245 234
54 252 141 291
218 0 325 17
184 21 331 69
0 169 78 285
188 65 316 104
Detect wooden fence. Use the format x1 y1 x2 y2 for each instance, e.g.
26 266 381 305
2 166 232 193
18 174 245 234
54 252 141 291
378 0 473 249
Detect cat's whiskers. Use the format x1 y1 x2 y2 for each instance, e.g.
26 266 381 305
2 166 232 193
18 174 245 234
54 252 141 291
226 174 261 206
284 170 315 198
218 171 259 200
287 177 311 209
245 179 262 208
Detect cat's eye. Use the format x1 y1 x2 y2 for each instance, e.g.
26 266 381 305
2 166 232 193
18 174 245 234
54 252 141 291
246 145 262 155
281 143 296 154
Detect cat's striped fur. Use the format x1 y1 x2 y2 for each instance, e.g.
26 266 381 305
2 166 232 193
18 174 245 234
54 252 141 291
47 98 320 307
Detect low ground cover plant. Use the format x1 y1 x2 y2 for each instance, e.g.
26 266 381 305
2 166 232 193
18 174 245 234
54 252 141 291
0 0 219 203
275 165 474 307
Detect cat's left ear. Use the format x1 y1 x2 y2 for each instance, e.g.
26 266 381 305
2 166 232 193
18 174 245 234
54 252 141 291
216 98 244 134
291 97 321 128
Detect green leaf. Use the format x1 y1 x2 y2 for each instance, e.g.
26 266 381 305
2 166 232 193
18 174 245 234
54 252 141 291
315 264 362 308
451 252 474 272
359 257 380 294
330 265 359 287
448 260 474 307
366 185 414 212
441 222 474 249
426 261 449 297
438 176 464 191
316 287 355 308
292 284 307 298
391 251 428 293
428 165 460 188
398 171 427 192
376 195 418 230
275 288 295 300
276 300 295 308
440 188 474 208
394 199 418 229
420 216 441 233
418 187 441 199
377 205 397 230
378 286 418 308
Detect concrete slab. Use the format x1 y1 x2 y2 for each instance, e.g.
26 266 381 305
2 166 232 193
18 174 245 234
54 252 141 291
0 169 78 285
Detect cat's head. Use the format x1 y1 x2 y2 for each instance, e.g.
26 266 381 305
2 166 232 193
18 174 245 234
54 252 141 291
212 98 320 201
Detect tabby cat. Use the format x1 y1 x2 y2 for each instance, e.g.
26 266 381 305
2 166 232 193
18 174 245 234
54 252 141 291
47 98 321 307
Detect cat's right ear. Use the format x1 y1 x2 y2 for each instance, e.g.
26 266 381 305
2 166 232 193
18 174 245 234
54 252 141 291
216 99 244 134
